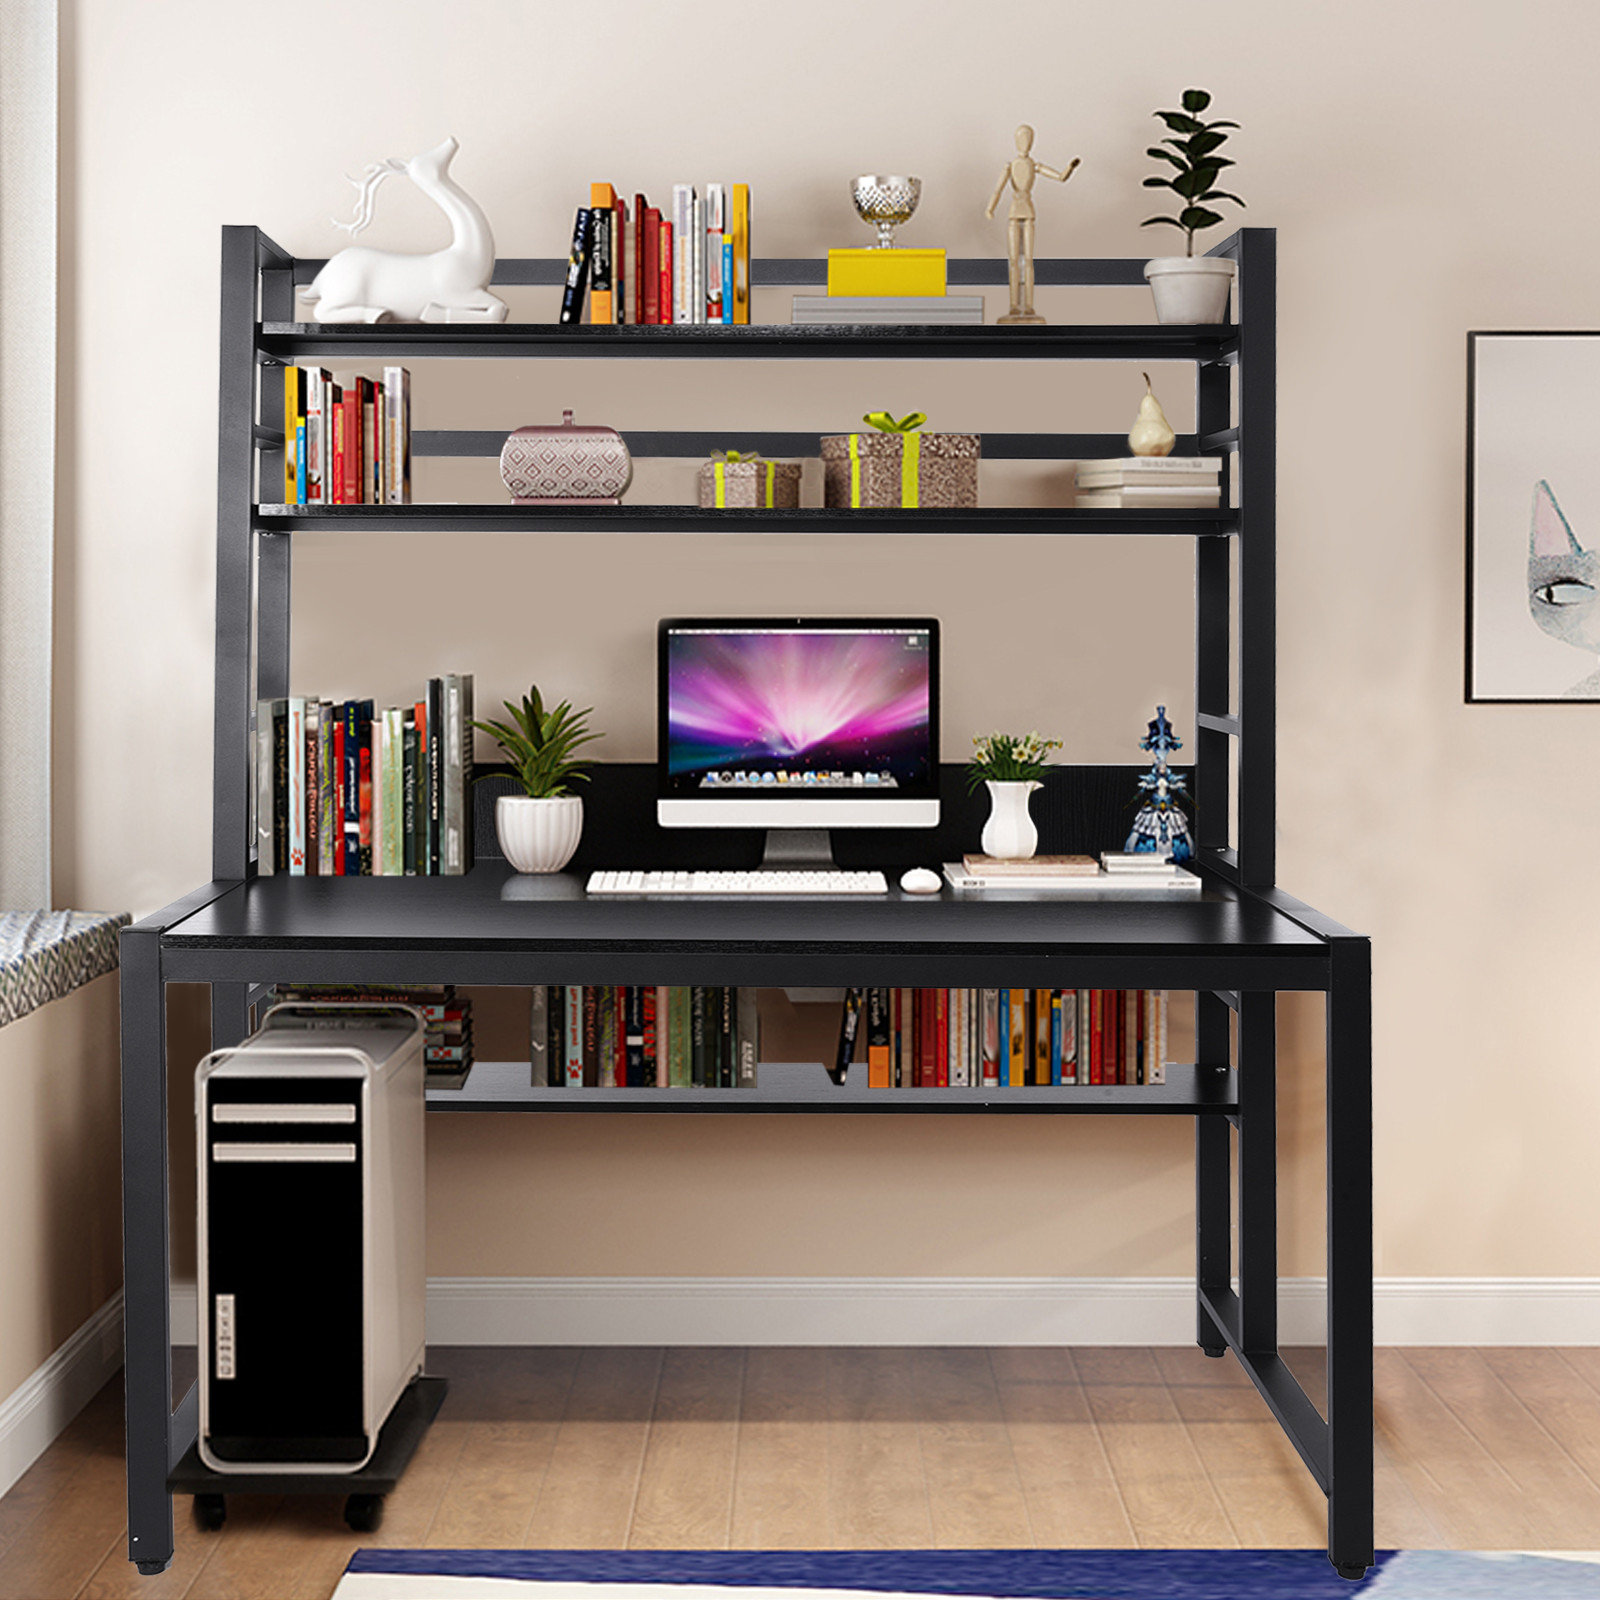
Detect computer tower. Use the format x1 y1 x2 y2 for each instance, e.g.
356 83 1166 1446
195 1003 425 1474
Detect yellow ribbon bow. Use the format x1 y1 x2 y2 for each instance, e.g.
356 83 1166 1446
710 450 777 508
852 412 927 507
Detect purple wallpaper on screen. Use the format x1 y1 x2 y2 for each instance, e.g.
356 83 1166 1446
666 629 931 782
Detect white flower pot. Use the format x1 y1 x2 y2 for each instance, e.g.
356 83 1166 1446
496 794 583 874
1144 256 1236 325
980 780 1040 860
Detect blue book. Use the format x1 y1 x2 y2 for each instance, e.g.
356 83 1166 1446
997 989 1010 1087
721 237 734 324
295 420 307 503
1050 992 1063 1086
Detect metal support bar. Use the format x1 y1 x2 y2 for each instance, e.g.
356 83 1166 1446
120 925 174 1573
1237 991 1278 1353
1197 711 1240 737
1327 936 1375 1577
1198 1286 1330 1490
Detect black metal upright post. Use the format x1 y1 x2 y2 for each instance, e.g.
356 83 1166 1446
1195 989 1233 1355
1229 229 1276 888
119 924 172 1573
1327 935 1374 1578
1236 991 1278 1353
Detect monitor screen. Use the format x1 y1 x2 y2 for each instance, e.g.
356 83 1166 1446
658 619 939 822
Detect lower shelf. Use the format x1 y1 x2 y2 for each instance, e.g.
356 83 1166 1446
168 1374 447 1497
426 1058 1236 1114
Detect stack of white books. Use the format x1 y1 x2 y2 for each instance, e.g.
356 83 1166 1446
1074 455 1222 509
1100 851 1197 884
791 295 985 326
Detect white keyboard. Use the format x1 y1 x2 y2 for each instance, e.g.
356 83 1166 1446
587 869 890 896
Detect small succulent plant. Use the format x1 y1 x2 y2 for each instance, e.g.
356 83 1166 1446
473 685 602 798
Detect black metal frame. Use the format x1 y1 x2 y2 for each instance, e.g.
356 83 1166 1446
119 227 1372 1580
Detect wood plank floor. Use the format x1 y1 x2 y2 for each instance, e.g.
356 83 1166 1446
6 1346 1600 1597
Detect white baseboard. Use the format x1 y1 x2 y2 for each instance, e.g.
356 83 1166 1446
0 1292 124 1501
168 1277 1600 1351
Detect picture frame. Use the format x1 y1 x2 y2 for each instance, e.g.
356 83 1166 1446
1467 330 1600 702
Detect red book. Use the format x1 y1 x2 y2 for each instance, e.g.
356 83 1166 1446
332 719 346 874
304 718 319 876
330 386 346 504
642 208 660 324
342 387 361 504
918 989 935 1088
633 194 648 324
658 221 673 328
614 986 628 1085
935 989 949 1087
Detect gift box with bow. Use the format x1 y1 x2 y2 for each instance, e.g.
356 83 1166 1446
697 450 803 509
820 411 980 510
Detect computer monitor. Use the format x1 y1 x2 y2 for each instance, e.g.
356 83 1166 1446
658 617 940 866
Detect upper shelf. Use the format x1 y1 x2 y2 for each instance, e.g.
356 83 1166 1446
253 503 1238 536
257 321 1237 362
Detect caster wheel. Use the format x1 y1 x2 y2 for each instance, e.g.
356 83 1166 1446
344 1493 384 1533
193 1493 227 1531
136 1559 170 1575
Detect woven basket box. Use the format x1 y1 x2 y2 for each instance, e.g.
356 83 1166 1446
697 459 803 509
820 430 979 509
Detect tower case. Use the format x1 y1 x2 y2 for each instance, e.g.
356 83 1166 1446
195 1003 426 1474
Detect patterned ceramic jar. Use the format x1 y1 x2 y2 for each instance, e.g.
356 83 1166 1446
499 411 632 504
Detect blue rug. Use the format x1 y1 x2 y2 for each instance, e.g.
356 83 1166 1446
332 1548 1600 1598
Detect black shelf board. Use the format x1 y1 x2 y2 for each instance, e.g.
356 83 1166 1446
254 504 1236 537
258 321 1236 362
168 1375 446 1496
151 864 1330 990
428 1058 1237 1115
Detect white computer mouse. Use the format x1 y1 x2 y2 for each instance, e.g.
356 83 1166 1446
899 867 942 895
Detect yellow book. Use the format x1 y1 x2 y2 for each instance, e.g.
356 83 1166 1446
282 365 305 504
589 183 617 325
731 183 750 325
1008 991 1027 1087
828 248 947 298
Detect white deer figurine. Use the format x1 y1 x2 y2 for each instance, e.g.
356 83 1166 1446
298 136 508 323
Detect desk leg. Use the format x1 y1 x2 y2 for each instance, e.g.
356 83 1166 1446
1327 938 1374 1579
212 982 252 1049
1195 990 1231 1355
1237 991 1277 1355
120 926 174 1573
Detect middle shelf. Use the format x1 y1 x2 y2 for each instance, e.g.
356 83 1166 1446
254 504 1239 536
425 1056 1237 1115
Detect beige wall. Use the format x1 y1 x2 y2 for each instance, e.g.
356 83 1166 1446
54 0 1600 1290
0 977 122 1396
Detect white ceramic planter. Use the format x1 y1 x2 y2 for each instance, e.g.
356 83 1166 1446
1144 256 1236 325
980 780 1040 860
496 794 583 874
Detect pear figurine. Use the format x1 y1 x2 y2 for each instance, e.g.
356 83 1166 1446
1128 372 1176 457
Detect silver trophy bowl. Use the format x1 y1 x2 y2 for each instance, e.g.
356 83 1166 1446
851 174 921 249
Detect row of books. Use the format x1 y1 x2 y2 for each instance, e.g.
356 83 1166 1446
837 987 1170 1088
529 985 759 1088
562 182 752 327
1075 455 1221 510
280 365 412 506
269 984 475 1086
253 677 475 877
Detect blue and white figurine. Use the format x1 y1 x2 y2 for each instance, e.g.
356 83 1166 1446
1124 705 1192 860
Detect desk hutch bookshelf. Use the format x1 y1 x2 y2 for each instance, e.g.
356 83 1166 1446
119 226 1373 1578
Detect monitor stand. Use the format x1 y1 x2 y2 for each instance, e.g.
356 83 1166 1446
758 829 838 871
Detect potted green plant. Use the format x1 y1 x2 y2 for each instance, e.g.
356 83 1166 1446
473 685 602 873
967 731 1062 859
1140 88 1245 325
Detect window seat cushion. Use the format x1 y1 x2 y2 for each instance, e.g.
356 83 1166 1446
0 910 131 1028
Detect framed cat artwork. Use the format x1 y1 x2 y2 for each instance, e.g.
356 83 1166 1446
1467 331 1600 701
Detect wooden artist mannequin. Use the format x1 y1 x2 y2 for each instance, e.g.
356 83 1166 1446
986 125 1079 325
